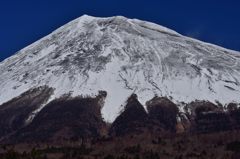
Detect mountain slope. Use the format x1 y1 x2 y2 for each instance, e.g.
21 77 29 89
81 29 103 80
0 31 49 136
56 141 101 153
0 15 240 122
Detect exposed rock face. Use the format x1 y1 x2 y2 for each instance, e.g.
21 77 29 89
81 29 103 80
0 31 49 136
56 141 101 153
0 88 239 143
227 103 239 111
186 101 237 133
8 95 107 143
195 111 232 133
146 97 179 132
185 100 219 117
109 94 149 136
0 86 53 140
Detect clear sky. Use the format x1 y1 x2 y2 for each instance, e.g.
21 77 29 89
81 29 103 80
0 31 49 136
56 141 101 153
0 0 240 61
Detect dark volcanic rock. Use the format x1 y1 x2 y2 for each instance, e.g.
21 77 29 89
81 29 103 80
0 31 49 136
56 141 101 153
146 97 179 132
227 103 238 112
186 100 219 117
7 93 107 143
110 94 149 136
0 86 53 140
1 86 240 144
195 111 232 133
186 101 232 133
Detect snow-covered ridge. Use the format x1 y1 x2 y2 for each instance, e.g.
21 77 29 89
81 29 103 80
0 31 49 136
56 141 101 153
0 15 240 122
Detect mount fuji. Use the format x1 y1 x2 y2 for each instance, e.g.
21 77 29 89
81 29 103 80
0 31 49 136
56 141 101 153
0 15 240 123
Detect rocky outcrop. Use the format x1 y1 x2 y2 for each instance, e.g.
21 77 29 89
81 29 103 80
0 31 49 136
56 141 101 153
185 100 219 117
8 92 107 143
195 111 232 133
146 97 179 132
186 101 235 133
0 86 53 140
1 88 240 144
109 94 149 136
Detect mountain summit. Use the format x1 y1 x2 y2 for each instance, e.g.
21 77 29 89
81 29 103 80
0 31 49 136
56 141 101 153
0 15 240 122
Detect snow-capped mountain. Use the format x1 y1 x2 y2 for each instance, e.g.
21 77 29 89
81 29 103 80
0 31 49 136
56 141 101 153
1 15 240 122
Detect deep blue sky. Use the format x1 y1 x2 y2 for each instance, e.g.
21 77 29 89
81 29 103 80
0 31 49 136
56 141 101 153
0 0 240 61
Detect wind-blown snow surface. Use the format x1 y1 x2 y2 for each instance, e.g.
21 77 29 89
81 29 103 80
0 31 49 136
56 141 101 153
1 15 240 122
